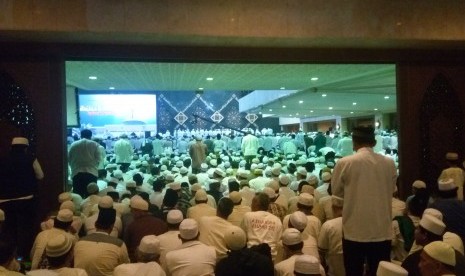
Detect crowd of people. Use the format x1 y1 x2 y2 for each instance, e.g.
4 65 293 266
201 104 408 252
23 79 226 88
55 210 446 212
0 126 464 276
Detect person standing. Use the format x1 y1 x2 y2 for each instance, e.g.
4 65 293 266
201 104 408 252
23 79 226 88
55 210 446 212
68 129 101 198
0 137 44 259
331 126 397 276
189 136 207 174
113 134 134 172
241 131 259 166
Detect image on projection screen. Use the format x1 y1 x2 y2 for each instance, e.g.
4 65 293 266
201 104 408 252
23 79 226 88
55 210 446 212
78 93 157 133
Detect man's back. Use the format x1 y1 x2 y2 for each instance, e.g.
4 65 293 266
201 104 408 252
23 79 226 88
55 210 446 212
165 241 216 276
68 139 100 177
74 232 130 276
332 147 396 242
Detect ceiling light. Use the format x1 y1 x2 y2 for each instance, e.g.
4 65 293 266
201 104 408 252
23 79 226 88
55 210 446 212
109 87 115 90
280 87 285 90
296 113 299 115
384 96 390 99
310 110 314 113
282 105 286 108
198 87 204 90
311 77 319 81
322 94 327 97
206 77 214 81
269 109 272 112
352 102 357 105
89 76 97 80
350 111 354 114
299 100 303 104
329 107 333 110
374 108 378 111
259 111 262 114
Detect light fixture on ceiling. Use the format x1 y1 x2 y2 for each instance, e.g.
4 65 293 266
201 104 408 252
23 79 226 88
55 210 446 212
198 87 204 90
280 87 285 90
350 111 354 114
384 96 390 99
89 76 97 80
269 109 272 112
310 110 314 113
282 105 286 108
109 87 115 90
329 107 333 110
374 108 378 111
206 77 214 81
299 100 303 104
322 94 327 97
311 77 318 81
296 113 299 115
352 102 357 105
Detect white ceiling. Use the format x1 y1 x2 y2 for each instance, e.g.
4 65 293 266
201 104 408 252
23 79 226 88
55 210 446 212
66 61 396 119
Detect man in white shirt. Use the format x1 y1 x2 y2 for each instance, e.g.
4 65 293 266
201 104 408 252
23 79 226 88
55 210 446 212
241 192 283 261
157 210 183 272
165 219 216 276
227 191 251 227
113 235 166 276
241 131 259 165
74 208 130 276
186 189 216 224
113 134 134 172
332 126 397 276
318 195 345 276
199 197 234 259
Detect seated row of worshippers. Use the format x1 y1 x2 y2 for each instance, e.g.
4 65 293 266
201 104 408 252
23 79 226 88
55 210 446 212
2 151 464 276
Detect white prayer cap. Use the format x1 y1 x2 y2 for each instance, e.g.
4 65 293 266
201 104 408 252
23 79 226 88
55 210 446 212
420 214 446 236
59 200 75 212
190 183 202 192
179 167 188 174
138 235 161 254
443 231 464 255
301 185 315 195
0 209 4 221
224 226 247 251
279 175 290 186
289 211 308 231
438 178 457 191
331 195 344 207
57 209 73 223
200 163 208 171
113 170 123 178
130 195 149 211
214 169 226 178
125 180 136 188
250 164 258 171
210 159 218 167
11 137 29 145
445 152 458 161
294 254 320 275
87 182 99 194
229 191 242 204
423 208 443 221
169 182 181 191
296 167 307 176
58 192 72 203
322 172 332 182
160 165 168 171
194 189 208 201
376 261 408 276
98 196 114 209
46 234 72 257
266 180 279 192
412 180 426 189
175 161 183 168
263 187 276 199
179 218 199 240
271 167 281 177
423 241 456 266
167 210 183 224
307 175 319 186
298 193 314 207
171 167 180 173
282 228 302 246
165 174 175 182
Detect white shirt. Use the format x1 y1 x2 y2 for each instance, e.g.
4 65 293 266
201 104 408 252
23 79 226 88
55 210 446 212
227 204 251 227
114 138 134 163
113 262 166 276
199 216 233 259
241 210 283 259
318 217 345 276
157 230 182 272
241 134 259 156
332 147 397 242
186 203 216 224
165 241 216 276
